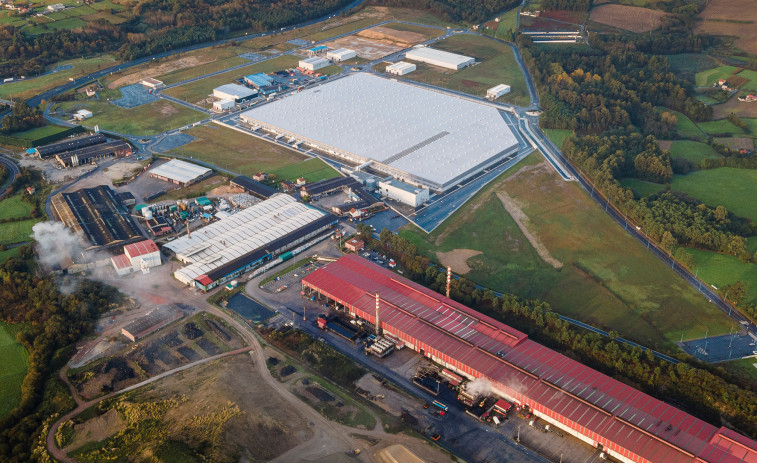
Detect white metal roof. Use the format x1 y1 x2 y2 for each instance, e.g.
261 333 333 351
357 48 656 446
169 195 326 283
405 47 474 68
386 62 415 72
149 159 211 184
213 83 257 99
240 73 518 190
488 84 511 93
326 48 355 59
301 57 330 66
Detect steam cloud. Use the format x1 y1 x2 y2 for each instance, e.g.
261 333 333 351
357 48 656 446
466 377 492 398
32 221 83 268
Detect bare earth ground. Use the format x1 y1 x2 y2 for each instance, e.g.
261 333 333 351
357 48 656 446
18 155 96 184
358 26 426 46
589 4 666 33
657 140 673 151
436 249 482 274
712 97 757 119
322 35 404 60
714 137 755 151
64 409 125 453
376 444 424 463
696 0 757 55
108 56 206 89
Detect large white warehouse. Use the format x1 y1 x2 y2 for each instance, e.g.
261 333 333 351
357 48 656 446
165 195 336 290
405 47 474 70
240 73 519 192
326 48 356 62
386 61 416 76
299 57 330 71
149 159 212 186
213 83 257 101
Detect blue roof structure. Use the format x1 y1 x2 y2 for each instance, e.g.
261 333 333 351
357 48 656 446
244 73 274 88
309 45 327 52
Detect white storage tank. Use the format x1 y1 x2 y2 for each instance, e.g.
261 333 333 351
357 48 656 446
143 208 153 220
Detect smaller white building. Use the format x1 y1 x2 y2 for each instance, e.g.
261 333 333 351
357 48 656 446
73 109 93 121
299 57 330 71
140 78 164 89
46 3 65 12
213 98 235 112
386 61 416 76
213 83 257 102
112 240 162 276
326 48 356 62
487 84 511 100
405 47 474 70
378 179 430 207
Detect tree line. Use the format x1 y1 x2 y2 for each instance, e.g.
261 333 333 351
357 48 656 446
0 102 44 135
365 0 521 23
366 228 757 439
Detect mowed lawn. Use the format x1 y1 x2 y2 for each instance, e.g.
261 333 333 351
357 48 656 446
53 99 205 136
168 124 305 175
9 124 70 141
164 55 300 104
667 140 720 164
401 152 733 349
619 178 665 198
0 322 29 418
688 248 757 306
0 195 34 221
402 34 530 106
270 157 340 183
672 168 757 222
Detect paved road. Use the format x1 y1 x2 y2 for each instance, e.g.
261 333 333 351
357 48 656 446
0 153 20 199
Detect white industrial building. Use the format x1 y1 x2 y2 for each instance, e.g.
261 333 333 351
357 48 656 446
487 84 511 100
326 48 356 62
111 240 162 276
379 179 430 207
73 109 93 121
386 61 416 76
140 77 164 89
165 194 336 290
299 57 330 71
213 83 257 102
240 73 519 192
213 98 235 112
149 159 212 186
405 47 475 70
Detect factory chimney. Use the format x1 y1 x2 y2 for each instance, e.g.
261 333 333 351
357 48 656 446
446 266 452 298
186 220 191 239
375 292 381 336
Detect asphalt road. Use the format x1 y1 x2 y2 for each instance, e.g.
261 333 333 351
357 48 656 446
0 153 20 199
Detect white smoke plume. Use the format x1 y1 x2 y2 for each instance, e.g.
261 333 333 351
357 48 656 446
466 377 492 398
32 221 84 269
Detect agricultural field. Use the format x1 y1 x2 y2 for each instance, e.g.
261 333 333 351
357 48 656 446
618 178 665 198
270 157 340 184
400 152 733 349
0 55 118 101
671 109 706 140
688 248 757 307
168 124 305 176
672 168 757 222
695 65 741 88
156 56 248 86
696 0 757 55
163 55 301 104
667 140 720 164
711 97 757 120
0 322 29 418
52 99 205 136
400 34 530 106
588 4 665 33
696 118 749 137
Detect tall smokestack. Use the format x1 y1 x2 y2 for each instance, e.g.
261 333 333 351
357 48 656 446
446 266 452 298
186 221 191 239
375 292 381 336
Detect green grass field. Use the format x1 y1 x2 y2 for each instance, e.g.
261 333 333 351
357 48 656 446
0 55 118 101
0 247 20 263
672 168 757 222
0 322 29 418
9 124 70 141
25 16 86 34
668 140 720 163
543 129 573 150
381 22 444 38
164 55 300 104
695 65 740 87
736 69 757 92
302 17 384 42
495 7 520 39
168 124 305 175
719 357 757 383
688 248 757 306
53 99 205 136
619 178 665 198
697 119 748 136
0 196 34 221
401 34 530 106
670 109 706 140
157 56 248 86
0 219 37 245
400 152 733 349
270 157 340 183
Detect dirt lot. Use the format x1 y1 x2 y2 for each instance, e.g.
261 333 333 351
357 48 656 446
436 249 482 275
322 35 404 60
18 154 96 184
108 56 212 89
357 25 426 46
696 0 757 54
589 4 666 33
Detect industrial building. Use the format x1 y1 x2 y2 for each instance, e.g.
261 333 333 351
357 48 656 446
33 133 106 159
51 185 143 251
378 179 429 207
299 57 330 71
149 159 212 186
240 73 519 193
487 84 511 100
55 141 132 168
230 175 277 199
244 73 274 88
111 239 162 276
326 48 356 62
213 98 235 112
303 255 757 463
306 45 327 56
140 78 164 89
212 83 257 102
73 109 93 121
121 306 183 342
386 61 416 76
166 194 337 291
405 47 475 70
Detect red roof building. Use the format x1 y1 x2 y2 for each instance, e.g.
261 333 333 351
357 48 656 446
302 255 757 463
345 238 365 252
124 239 159 258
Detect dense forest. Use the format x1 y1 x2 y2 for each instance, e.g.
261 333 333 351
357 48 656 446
365 0 520 23
0 252 125 462
0 0 354 78
0 102 45 134
364 226 757 440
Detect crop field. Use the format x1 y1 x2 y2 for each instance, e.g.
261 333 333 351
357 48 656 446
53 99 205 136
667 140 720 164
163 55 300 104
0 196 34 221
0 219 37 245
400 152 733 348
619 178 664 198
688 248 757 306
0 322 29 419
712 97 757 119
400 34 530 106
696 0 757 55
0 55 118 101
495 7 520 39
589 4 665 33
168 125 305 176
695 65 741 88
672 168 757 222
270 157 340 184
156 56 248 86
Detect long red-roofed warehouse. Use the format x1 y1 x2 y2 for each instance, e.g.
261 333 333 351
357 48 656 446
301 254 757 463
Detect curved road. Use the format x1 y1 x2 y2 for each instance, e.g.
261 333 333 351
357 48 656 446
0 153 20 199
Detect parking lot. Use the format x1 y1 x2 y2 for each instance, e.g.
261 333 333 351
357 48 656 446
679 331 757 363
